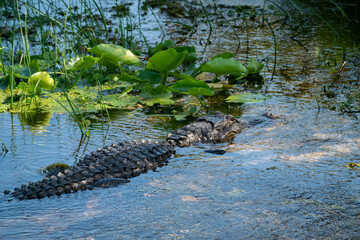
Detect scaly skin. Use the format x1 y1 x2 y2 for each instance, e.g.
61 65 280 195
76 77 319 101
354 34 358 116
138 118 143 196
5 112 268 200
9 140 174 200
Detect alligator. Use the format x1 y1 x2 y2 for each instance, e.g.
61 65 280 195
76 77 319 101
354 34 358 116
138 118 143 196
4 111 276 200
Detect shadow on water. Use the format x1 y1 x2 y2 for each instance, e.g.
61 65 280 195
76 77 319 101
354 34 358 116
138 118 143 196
0 0 360 239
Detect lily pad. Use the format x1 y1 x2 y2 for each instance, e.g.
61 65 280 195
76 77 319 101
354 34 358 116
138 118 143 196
146 48 186 73
175 106 197 121
101 93 140 107
137 69 161 84
175 46 198 63
169 78 214 96
120 71 150 84
246 57 264 74
66 56 101 71
13 60 40 79
140 85 174 106
88 44 140 66
152 40 175 54
211 52 235 60
201 57 247 76
225 93 271 103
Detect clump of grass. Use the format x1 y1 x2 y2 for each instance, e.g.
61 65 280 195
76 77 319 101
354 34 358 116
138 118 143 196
40 162 70 176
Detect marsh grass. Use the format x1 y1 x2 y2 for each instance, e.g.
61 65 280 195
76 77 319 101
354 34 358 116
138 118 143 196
0 0 121 134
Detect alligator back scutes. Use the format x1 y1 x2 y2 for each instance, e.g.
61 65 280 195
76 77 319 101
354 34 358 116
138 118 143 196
9 140 175 200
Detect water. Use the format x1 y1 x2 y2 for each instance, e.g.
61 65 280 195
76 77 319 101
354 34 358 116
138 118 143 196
1 0 360 239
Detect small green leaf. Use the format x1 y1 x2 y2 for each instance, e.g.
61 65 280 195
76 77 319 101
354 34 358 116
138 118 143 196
152 40 175 54
140 85 174 106
101 93 140 107
138 69 161 84
66 56 101 71
170 72 195 80
28 72 55 90
175 46 198 63
169 78 214 96
13 60 40 79
88 44 140 66
175 106 198 121
225 94 271 103
211 52 235 60
247 57 264 74
120 71 150 84
201 57 247 76
146 48 186 73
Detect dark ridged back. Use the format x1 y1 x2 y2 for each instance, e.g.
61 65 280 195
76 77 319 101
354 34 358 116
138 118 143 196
10 140 175 200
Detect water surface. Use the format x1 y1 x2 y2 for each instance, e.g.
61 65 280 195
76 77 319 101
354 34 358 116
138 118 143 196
1 0 360 239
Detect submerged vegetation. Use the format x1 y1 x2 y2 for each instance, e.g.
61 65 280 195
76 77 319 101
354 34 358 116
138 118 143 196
0 0 359 138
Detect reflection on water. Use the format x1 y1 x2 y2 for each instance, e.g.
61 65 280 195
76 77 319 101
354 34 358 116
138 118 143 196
18 112 52 133
1 0 360 239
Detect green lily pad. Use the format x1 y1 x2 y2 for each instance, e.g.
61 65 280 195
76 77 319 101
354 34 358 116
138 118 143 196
201 57 247 76
140 85 174 106
152 40 175 54
246 57 264 74
175 106 198 121
88 44 140 66
137 69 161 84
120 71 150 84
101 93 140 107
175 46 198 63
66 56 101 71
170 72 195 80
169 78 214 96
13 60 40 79
28 72 55 90
211 52 235 60
225 94 271 103
146 48 186 73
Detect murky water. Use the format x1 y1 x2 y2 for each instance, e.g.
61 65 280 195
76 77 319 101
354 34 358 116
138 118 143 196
1 0 360 239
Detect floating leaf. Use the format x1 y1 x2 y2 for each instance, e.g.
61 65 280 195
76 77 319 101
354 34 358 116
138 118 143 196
246 57 264 74
146 48 186 73
13 60 40 79
138 69 161 84
120 71 150 84
152 40 175 54
140 85 174 106
88 44 140 66
175 46 198 63
101 93 140 107
169 78 214 96
28 72 54 90
66 56 101 71
201 57 247 76
225 94 271 103
170 72 195 80
211 52 235 60
175 106 198 121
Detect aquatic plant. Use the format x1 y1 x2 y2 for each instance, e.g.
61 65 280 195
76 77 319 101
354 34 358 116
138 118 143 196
0 0 272 136
40 162 70 175
0 137 8 154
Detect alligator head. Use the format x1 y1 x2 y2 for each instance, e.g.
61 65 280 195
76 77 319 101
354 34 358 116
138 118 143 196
166 111 251 147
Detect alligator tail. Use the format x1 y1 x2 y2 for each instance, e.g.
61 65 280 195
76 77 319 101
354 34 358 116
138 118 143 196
8 140 175 200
